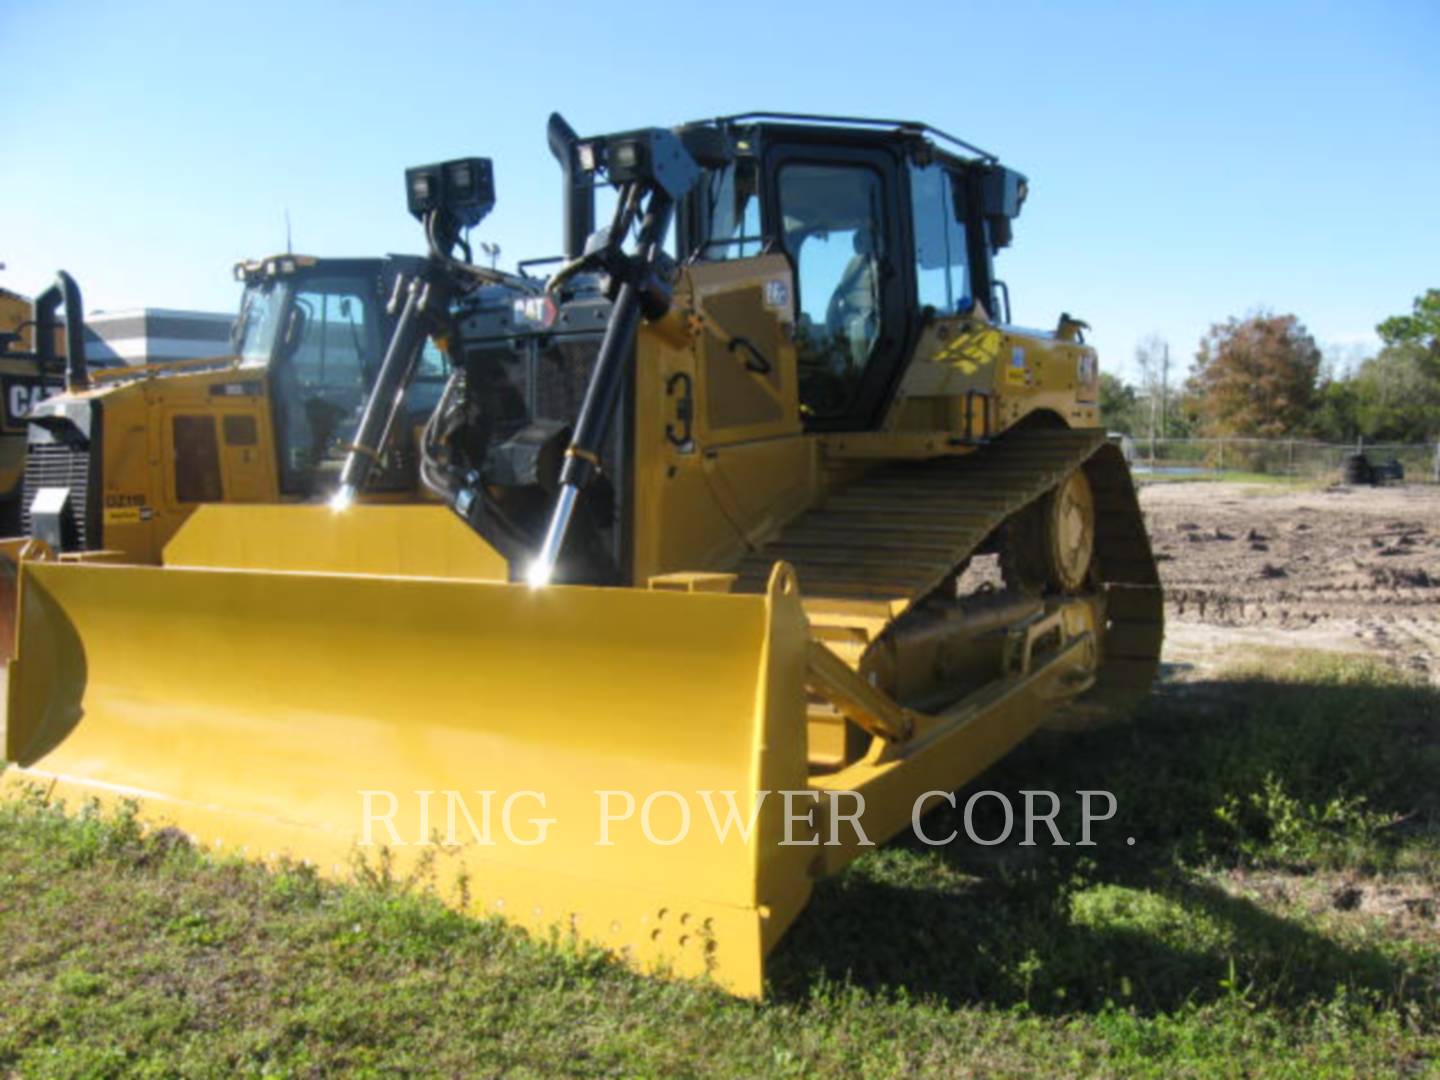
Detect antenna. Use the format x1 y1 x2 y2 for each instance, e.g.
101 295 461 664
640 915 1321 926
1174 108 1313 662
284 209 293 255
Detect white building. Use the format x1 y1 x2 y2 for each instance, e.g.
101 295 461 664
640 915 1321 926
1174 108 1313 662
81 308 234 366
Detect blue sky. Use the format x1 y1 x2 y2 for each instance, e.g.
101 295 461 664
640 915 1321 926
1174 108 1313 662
3 0 1437 383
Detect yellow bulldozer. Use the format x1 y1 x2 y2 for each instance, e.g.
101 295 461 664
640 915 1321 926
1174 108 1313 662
0 281 67 533
8 254 462 564
0 247 526 656
3 114 1162 997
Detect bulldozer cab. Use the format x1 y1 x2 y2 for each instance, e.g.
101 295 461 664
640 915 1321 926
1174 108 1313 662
231 256 448 496
677 116 1022 429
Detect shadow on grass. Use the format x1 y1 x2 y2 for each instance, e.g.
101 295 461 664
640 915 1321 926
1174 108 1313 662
768 656 1440 1015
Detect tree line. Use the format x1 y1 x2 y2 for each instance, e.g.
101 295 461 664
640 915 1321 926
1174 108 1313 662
1100 289 1440 444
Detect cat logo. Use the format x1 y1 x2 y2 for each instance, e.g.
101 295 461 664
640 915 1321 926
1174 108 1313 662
2 375 63 428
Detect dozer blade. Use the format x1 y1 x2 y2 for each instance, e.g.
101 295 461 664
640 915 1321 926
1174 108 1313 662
0 539 25 663
3 507 816 997
0 537 53 663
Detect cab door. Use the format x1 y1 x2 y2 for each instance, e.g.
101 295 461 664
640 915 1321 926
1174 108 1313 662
762 142 911 431
270 277 381 496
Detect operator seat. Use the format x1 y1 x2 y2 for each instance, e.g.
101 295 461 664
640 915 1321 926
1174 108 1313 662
826 228 879 371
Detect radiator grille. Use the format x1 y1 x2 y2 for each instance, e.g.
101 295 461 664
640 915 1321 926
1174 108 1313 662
461 334 609 466
21 441 94 549
535 337 600 424
458 328 626 574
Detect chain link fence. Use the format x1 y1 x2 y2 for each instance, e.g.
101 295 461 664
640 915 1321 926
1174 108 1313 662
1119 436 1440 483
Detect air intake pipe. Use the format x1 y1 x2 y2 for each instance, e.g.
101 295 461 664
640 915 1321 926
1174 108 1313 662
34 271 88 392
547 112 594 260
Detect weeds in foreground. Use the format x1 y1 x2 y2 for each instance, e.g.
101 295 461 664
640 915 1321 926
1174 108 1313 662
2 653 1438 1076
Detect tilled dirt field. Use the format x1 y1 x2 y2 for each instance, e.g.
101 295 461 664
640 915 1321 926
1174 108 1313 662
1139 480 1440 681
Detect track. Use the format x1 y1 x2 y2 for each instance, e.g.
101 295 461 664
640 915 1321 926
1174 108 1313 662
733 426 1164 721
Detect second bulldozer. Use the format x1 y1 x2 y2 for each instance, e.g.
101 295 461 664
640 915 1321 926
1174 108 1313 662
12 254 457 566
0 251 518 657
4 114 1162 997
0 281 67 533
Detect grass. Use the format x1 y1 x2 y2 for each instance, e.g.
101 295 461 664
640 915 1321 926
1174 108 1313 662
2 653 1438 1077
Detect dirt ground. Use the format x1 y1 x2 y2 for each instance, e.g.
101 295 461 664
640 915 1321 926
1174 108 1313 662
1138 480 1440 682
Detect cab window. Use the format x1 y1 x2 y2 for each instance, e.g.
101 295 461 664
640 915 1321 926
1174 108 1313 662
401 339 452 419
274 279 376 494
910 164 970 314
235 282 287 363
699 159 763 260
290 285 374 391
417 339 448 379
777 162 886 417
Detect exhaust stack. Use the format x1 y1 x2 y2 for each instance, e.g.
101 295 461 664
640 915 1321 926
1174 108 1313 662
547 113 594 260
34 271 88 392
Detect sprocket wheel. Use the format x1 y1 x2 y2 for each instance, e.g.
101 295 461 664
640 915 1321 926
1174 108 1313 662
1000 467 1095 595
